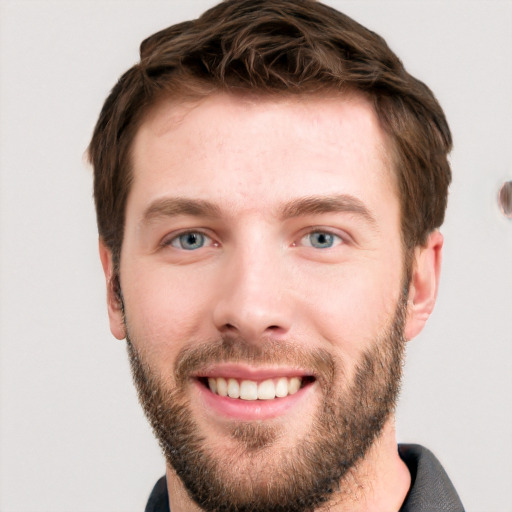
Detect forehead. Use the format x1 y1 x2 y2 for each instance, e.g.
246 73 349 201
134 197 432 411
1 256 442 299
129 92 398 218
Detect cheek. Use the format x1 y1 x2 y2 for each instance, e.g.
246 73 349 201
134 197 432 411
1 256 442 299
300 262 403 363
120 264 216 362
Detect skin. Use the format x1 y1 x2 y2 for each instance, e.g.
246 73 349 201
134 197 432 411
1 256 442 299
100 92 443 511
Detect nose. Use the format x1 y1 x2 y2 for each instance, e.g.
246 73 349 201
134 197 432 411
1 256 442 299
212 240 294 342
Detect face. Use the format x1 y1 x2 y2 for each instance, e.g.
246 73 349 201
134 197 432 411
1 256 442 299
105 93 415 511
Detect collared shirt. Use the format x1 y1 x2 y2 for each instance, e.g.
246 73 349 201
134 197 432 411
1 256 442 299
398 444 464 512
145 444 465 512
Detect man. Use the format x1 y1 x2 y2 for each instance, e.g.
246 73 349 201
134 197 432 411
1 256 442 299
88 1 464 510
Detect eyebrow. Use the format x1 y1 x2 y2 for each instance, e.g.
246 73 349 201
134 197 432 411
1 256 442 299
280 194 377 225
142 197 222 224
141 194 376 226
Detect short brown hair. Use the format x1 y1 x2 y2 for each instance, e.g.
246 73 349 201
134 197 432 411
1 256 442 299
88 0 452 268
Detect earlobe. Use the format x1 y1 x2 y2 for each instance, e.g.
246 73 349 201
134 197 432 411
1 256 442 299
404 230 443 341
99 239 126 340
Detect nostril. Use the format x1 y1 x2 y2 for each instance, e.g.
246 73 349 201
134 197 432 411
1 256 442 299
219 323 238 333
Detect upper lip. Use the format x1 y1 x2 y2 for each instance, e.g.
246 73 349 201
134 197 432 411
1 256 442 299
193 363 313 381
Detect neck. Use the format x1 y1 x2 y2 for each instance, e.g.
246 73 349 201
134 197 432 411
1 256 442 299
318 417 411 512
166 469 203 512
165 416 411 512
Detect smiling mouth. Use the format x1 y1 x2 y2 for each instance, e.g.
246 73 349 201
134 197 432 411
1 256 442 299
199 376 315 401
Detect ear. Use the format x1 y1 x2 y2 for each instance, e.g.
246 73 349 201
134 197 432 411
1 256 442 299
99 238 126 340
404 230 443 341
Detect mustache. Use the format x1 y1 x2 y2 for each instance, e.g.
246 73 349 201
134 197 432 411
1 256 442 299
173 335 337 387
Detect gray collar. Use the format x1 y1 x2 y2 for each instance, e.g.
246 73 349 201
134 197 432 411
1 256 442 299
145 444 465 511
399 444 465 512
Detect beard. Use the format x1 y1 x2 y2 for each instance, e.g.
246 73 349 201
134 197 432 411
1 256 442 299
126 295 407 512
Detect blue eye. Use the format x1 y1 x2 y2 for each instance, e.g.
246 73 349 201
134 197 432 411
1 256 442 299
303 231 341 249
170 232 208 250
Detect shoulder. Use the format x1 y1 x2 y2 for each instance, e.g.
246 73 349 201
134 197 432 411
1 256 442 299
144 476 170 512
398 444 465 512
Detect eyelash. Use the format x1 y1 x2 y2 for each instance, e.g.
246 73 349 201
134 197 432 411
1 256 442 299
299 230 344 249
162 230 216 251
162 228 347 252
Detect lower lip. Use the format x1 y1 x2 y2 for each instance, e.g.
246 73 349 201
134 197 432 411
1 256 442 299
195 380 315 421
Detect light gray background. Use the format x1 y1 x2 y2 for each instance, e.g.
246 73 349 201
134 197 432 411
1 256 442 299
0 1 511 511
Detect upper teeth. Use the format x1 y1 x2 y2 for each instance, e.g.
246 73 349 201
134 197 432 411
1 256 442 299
207 377 302 401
